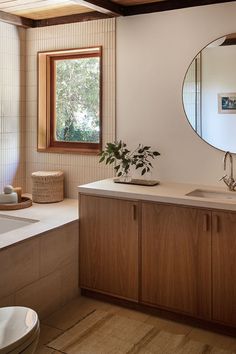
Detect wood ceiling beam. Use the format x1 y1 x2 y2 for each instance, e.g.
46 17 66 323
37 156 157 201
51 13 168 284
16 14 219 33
0 9 34 27
1 0 235 29
34 10 113 27
72 0 125 15
124 0 236 16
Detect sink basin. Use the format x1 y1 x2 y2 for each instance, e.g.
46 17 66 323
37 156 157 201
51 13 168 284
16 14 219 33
186 189 236 201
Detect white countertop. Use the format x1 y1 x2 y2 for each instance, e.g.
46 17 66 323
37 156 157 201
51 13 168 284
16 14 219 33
78 178 236 212
0 196 78 250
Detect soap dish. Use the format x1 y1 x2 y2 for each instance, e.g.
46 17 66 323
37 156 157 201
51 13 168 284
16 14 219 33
114 178 159 186
0 197 32 210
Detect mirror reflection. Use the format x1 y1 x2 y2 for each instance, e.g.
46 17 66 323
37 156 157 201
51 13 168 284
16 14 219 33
183 33 236 153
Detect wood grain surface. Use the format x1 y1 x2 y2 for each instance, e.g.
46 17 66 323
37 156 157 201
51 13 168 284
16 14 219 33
212 210 236 327
79 194 139 301
141 202 211 320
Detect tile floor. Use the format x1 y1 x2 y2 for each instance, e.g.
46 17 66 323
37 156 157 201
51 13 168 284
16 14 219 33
36 296 236 353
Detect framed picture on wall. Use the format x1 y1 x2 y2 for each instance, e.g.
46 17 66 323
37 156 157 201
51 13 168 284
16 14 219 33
218 93 236 114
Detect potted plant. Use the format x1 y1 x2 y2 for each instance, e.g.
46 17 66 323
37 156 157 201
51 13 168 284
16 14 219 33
99 141 160 182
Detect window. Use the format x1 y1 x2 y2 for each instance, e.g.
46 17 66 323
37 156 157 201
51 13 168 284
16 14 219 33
38 47 102 154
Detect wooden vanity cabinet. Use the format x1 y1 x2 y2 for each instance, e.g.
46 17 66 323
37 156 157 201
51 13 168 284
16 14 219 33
212 211 236 327
141 202 212 320
79 194 139 301
79 193 236 329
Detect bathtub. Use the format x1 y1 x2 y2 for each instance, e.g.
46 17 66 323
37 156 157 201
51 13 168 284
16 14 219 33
0 214 37 235
0 199 78 318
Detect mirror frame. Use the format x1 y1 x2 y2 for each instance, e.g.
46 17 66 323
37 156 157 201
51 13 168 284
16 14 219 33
181 33 236 154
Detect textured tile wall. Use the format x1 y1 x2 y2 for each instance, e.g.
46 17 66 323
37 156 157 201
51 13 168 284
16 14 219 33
26 19 116 198
0 22 26 193
0 222 78 319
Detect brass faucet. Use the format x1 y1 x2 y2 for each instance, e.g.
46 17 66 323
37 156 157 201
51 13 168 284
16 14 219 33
221 151 236 191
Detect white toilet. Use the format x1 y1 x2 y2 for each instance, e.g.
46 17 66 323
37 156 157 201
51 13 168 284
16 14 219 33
0 307 40 354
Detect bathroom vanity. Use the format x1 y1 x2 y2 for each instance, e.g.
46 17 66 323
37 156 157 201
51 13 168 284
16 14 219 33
78 179 236 332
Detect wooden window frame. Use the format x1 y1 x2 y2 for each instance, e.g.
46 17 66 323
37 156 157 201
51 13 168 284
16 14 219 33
37 47 102 154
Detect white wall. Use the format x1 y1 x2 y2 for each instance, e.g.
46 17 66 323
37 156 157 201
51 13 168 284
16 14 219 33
201 46 236 152
0 22 26 193
116 2 236 186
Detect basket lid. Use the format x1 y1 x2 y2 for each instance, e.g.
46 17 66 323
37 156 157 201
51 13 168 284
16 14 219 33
31 171 64 178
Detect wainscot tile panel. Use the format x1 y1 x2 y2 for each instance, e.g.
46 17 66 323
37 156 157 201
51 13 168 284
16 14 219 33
0 22 26 193
26 19 116 198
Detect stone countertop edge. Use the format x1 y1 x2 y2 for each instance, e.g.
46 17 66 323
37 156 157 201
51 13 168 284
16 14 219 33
78 178 236 212
0 195 78 250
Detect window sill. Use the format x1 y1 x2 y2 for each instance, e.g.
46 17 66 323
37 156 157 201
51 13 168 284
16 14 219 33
37 147 101 155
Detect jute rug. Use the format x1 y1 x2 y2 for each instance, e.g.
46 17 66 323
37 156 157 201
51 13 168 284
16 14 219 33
48 310 235 354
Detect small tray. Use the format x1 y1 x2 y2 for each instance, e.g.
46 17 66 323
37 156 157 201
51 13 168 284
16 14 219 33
0 197 32 210
114 178 159 186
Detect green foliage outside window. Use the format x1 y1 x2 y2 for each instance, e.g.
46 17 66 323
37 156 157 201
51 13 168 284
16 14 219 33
55 56 100 143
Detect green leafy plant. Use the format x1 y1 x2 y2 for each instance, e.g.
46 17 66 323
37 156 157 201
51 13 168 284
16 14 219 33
56 56 100 143
99 141 160 177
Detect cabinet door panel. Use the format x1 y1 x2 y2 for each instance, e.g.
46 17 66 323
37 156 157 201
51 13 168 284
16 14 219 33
212 211 236 326
141 202 211 319
79 194 139 301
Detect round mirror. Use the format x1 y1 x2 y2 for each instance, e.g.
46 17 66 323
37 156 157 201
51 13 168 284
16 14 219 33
183 33 236 153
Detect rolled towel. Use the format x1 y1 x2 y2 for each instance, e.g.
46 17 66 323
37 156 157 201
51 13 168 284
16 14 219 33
13 187 22 203
0 192 18 204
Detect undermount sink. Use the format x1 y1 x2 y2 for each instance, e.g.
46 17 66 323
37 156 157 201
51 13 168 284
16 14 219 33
186 189 236 201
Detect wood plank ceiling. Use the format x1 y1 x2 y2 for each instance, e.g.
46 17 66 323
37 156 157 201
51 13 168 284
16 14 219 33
0 1 91 20
0 0 234 27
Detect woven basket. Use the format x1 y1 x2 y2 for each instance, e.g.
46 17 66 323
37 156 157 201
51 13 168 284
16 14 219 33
31 171 64 203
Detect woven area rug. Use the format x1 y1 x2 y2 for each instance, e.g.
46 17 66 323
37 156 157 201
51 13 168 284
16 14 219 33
48 310 235 354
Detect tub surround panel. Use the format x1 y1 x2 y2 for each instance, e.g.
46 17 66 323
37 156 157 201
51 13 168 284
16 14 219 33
25 19 116 199
15 270 63 319
0 198 78 317
60 261 80 305
0 221 79 319
14 262 78 319
0 295 15 308
39 222 78 277
0 238 39 299
0 197 78 249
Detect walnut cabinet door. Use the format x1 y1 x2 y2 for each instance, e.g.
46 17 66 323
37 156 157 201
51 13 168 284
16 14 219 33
141 202 212 320
212 211 236 327
79 194 139 301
